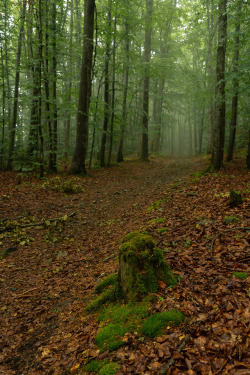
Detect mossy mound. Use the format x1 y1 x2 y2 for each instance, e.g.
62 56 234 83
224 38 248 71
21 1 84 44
223 216 239 224
141 309 186 338
42 176 84 194
232 271 248 279
95 323 127 352
99 363 119 375
86 360 119 374
118 232 177 300
229 190 243 208
85 287 117 312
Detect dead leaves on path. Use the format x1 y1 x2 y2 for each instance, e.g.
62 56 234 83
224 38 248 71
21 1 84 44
0 158 249 374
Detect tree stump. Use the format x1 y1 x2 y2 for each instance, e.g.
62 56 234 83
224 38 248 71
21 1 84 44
118 232 177 301
229 190 243 208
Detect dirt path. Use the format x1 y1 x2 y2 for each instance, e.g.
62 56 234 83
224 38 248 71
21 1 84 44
0 156 217 374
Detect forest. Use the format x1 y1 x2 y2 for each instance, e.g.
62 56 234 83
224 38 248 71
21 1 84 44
0 0 249 172
0 1 250 375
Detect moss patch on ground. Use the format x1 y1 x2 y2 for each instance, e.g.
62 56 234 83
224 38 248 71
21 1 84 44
232 272 248 279
141 309 186 338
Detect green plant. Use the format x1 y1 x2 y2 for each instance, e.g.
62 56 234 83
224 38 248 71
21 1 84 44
158 228 169 234
223 216 239 224
141 309 186 338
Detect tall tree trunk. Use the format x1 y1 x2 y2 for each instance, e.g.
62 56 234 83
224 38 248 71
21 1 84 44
117 18 129 163
226 1 242 162
7 1 27 170
211 0 227 170
100 3 111 167
48 2 58 172
38 0 44 177
0 45 5 167
107 10 117 167
64 0 74 160
141 0 153 161
70 0 95 174
246 130 250 170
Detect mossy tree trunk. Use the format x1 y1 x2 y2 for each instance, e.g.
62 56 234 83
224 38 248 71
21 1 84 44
118 232 176 301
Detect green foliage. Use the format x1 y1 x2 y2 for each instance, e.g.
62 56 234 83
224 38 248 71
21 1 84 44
86 360 104 372
42 176 84 194
148 218 166 224
223 216 239 224
141 309 186 338
232 272 248 280
99 362 119 375
95 323 126 352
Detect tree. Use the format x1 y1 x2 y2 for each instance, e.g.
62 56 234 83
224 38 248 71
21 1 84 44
70 0 95 174
226 1 242 162
211 0 228 170
141 0 153 162
7 1 27 170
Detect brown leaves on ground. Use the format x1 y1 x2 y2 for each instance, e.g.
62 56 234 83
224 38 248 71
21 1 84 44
0 156 249 375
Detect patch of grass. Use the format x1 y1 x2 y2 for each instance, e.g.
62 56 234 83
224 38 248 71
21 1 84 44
232 272 248 280
95 323 127 352
141 309 186 338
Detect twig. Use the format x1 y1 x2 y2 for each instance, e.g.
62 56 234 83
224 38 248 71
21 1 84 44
159 334 190 374
15 287 40 298
210 227 250 263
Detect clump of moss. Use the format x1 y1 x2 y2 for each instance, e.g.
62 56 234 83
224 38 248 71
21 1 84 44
148 218 166 224
42 176 84 194
95 323 127 352
119 232 177 300
141 309 186 338
223 216 239 224
85 287 117 312
158 228 169 234
97 302 149 332
99 362 119 375
232 272 248 280
147 199 168 213
95 274 118 294
86 359 106 372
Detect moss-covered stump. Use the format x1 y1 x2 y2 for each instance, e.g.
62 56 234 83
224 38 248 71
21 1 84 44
118 231 177 301
229 190 243 208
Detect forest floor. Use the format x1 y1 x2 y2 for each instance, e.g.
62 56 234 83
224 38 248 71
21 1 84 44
0 155 249 375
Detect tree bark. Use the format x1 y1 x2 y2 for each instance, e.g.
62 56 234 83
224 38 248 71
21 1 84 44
7 1 27 170
141 0 153 162
70 0 95 174
211 0 227 170
226 1 242 162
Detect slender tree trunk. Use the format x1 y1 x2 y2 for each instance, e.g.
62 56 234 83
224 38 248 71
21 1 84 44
141 0 153 161
100 3 111 167
107 9 117 167
64 0 74 160
117 18 129 163
70 0 95 174
226 1 242 162
38 0 44 177
1 45 5 167
211 0 227 170
7 1 27 170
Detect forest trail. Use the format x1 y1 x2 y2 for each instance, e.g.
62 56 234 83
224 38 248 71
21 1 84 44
1 156 249 375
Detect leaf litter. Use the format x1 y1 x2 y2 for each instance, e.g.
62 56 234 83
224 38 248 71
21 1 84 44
0 156 249 375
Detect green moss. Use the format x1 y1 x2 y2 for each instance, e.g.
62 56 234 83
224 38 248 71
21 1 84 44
97 302 149 326
147 199 168 213
141 309 186 338
232 272 248 279
85 286 116 312
95 274 118 294
95 323 126 352
223 216 239 224
119 232 177 300
42 176 84 194
229 190 243 208
99 362 119 375
86 359 106 372
158 228 169 234
148 218 166 224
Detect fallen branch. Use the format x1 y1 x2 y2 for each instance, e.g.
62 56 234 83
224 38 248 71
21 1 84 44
159 334 190 374
0 211 77 232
